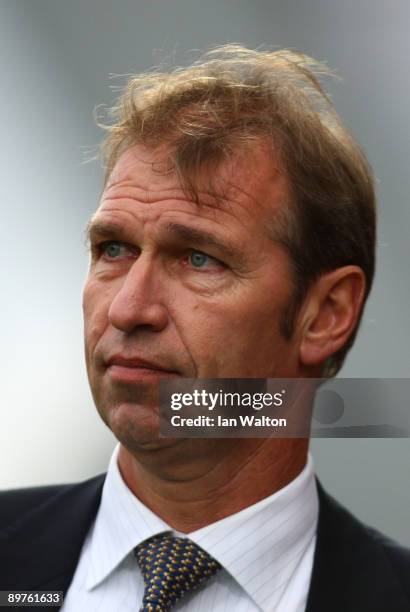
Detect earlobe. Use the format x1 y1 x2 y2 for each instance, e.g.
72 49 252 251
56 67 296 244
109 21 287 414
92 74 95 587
299 266 366 368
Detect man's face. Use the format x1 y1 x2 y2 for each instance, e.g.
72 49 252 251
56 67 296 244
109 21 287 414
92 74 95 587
83 143 302 450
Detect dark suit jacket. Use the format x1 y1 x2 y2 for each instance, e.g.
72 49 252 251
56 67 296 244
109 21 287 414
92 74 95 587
1 476 409 611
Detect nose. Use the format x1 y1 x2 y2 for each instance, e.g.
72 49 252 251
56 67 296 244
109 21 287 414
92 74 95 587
108 257 169 334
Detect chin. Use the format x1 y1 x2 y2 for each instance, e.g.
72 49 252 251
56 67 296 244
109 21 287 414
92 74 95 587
104 401 178 452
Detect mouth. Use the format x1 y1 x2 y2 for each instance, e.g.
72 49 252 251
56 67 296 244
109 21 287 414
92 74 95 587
105 356 181 383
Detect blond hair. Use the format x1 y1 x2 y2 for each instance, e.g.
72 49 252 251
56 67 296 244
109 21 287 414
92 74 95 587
100 44 376 377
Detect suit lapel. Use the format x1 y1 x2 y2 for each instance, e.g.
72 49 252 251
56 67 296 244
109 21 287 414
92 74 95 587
306 481 409 612
1 474 105 592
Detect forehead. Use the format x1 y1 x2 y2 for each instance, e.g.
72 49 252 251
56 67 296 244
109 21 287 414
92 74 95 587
101 142 289 220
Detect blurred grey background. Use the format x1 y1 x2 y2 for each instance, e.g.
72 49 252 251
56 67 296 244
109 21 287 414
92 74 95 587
1 1 409 543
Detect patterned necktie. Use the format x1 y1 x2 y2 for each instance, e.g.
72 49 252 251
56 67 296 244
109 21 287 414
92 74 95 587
134 533 222 611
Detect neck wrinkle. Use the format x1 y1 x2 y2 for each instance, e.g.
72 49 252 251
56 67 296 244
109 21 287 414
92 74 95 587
118 438 308 533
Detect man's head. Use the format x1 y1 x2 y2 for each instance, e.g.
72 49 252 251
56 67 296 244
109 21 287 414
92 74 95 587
83 45 376 452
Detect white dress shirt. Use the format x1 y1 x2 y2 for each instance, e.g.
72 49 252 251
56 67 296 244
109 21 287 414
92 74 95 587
62 446 318 612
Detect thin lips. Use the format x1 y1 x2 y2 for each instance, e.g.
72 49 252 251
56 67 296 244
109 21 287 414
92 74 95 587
106 355 178 373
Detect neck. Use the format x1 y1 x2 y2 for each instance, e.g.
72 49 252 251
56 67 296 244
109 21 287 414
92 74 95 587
118 438 309 532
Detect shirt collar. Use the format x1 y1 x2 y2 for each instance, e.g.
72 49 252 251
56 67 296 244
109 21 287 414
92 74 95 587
87 444 318 610
188 455 318 610
86 444 169 589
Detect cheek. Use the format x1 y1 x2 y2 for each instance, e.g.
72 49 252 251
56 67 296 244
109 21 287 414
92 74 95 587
174 297 267 358
175 290 289 373
82 280 111 355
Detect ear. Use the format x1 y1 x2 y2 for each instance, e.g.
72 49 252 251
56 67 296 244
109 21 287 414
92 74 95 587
298 266 366 368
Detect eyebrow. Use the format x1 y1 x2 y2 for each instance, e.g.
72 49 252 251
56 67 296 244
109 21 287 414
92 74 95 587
163 222 241 261
84 220 126 246
84 219 241 257
85 219 243 262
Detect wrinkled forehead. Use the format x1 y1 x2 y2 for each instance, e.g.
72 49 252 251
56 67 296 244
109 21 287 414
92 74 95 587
106 145 176 189
103 142 289 216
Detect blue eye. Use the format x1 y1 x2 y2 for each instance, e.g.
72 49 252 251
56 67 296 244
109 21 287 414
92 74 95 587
97 241 131 260
104 242 122 258
189 251 210 268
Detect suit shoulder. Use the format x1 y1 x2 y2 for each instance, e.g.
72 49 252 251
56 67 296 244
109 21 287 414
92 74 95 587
309 482 410 611
0 475 105 531
0 484 69 528
323 485 410 569
369 528 410 597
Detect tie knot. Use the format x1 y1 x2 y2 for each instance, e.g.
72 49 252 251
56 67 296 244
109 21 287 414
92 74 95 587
134 533 221 611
